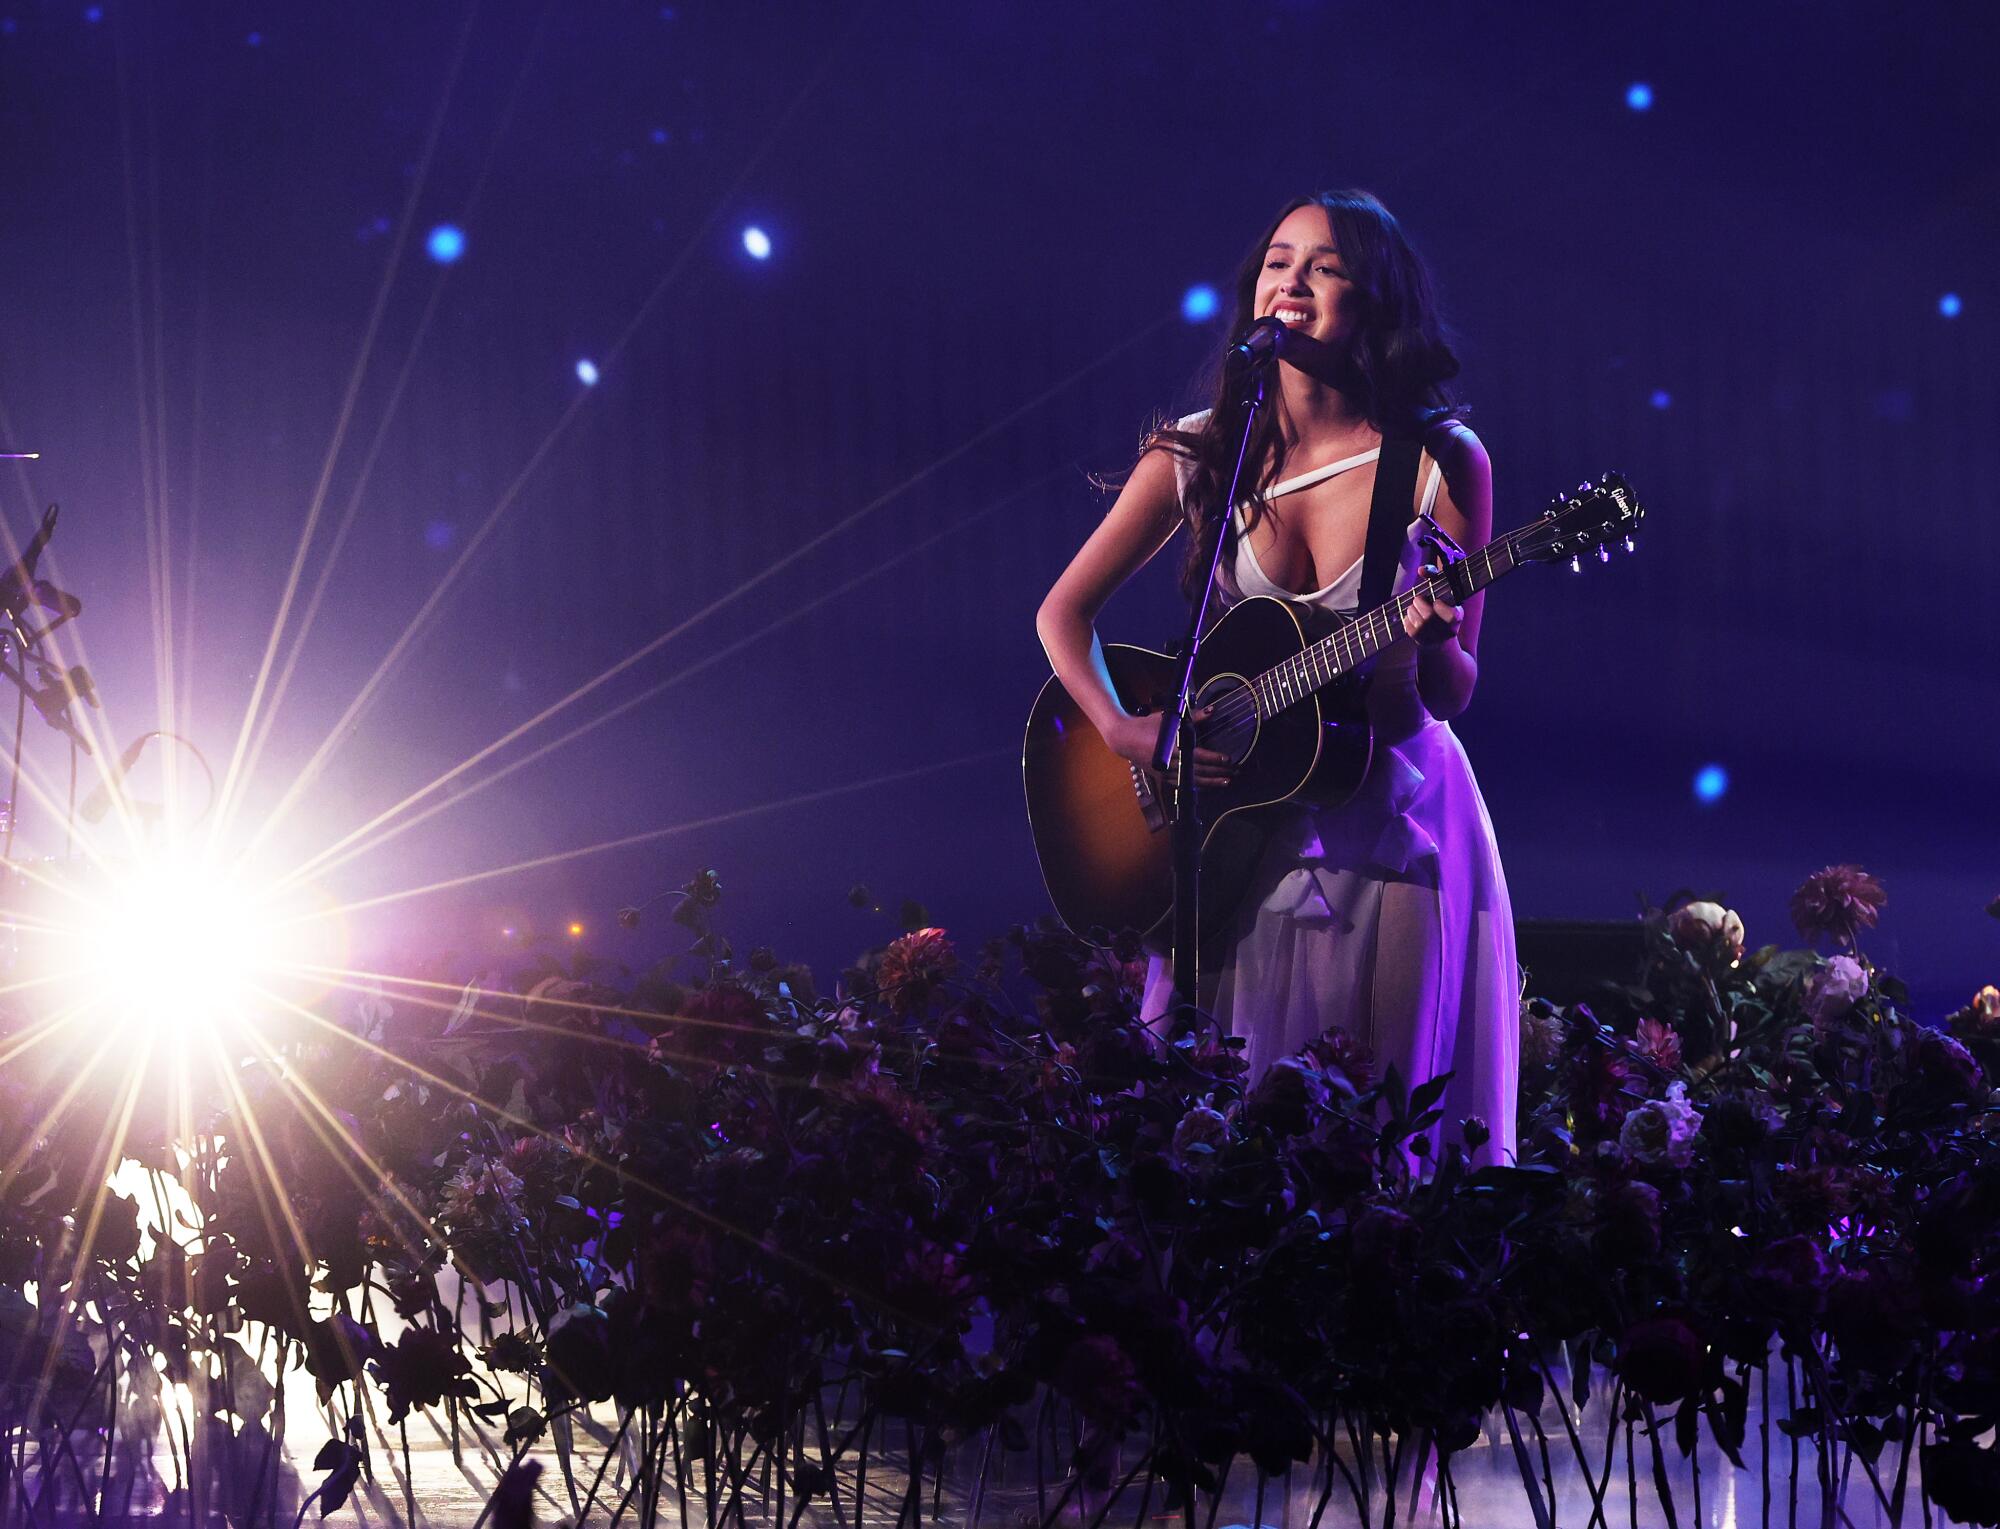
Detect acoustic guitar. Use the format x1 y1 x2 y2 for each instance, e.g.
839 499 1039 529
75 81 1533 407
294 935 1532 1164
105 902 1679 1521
1023 472 1645 942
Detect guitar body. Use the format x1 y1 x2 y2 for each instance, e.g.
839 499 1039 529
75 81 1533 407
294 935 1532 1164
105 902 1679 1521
1022 596 1373 944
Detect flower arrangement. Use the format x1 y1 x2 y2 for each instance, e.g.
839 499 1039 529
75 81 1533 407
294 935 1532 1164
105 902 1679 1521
0 865 1993 1528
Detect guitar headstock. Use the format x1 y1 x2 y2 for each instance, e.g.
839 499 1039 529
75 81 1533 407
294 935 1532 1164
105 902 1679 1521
1515 472 1646 570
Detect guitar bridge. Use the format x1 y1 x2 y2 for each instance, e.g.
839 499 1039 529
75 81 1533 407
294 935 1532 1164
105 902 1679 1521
1130 762 1168 833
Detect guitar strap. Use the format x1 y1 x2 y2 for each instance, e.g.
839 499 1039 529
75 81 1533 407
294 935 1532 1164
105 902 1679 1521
1357 436 1424 613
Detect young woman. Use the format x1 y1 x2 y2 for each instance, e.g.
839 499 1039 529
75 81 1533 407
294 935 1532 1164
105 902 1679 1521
1035 190 1517 1160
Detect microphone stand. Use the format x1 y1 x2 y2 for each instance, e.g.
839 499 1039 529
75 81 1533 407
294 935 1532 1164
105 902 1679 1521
1151 353 1270 1026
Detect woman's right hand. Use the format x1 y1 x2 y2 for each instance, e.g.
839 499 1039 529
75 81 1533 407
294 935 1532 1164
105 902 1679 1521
1105 708 1236 788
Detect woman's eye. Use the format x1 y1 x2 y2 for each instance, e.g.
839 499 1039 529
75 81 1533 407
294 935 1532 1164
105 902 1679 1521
1265 258 1288 270
1315 265 1339 276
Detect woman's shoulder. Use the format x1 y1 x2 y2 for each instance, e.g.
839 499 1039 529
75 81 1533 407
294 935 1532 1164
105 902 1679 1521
1144 409 1211 453
1424 415 1488 476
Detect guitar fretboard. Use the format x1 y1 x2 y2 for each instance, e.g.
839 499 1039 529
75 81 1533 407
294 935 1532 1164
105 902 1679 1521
1246 534 1524 718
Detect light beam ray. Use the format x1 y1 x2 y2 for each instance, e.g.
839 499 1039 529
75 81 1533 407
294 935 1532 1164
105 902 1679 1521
282 460 1078 888
244 9 876 862
293 748 1009 925
279 316 1167 889
220 3 557 847
209 0 481 843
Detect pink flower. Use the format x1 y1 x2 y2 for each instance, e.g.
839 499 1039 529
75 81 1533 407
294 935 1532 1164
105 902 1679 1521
1633 1018 1682 1072
1789 864 1886 949
876 928 957 1014
1667 901 1745 962
1804 954 1869 1026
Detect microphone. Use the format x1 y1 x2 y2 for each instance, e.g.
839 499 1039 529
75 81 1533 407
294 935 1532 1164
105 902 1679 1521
0 505 59 619
81 732 154 824
1225 315 1288 371
33 579 82 619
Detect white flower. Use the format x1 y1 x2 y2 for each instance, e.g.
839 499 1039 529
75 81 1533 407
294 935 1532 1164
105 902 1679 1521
1804 954 1869 1026
1171 1104 1233 1161
1619 1082 1702 1169
1668 901 1745 961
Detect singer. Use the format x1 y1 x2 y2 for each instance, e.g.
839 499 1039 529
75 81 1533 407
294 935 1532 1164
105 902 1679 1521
1035 190 1518 1160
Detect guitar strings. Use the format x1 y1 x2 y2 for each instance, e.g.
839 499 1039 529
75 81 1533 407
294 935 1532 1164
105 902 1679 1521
1176 489 1629 758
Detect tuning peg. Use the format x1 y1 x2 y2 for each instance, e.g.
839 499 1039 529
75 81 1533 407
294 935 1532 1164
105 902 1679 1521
1569 555 1582 573
1623 535 1636 553
1597 544 1611 563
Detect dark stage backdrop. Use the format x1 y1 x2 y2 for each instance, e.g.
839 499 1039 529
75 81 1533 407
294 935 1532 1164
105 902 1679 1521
0 1 1992 1006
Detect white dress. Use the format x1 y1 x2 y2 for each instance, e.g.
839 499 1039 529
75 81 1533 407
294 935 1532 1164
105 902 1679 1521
1141 434 1520 1163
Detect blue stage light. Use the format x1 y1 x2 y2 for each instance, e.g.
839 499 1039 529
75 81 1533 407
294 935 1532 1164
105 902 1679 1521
84 4 102 20
1626 82 1653 111
426 224 466 264
741 226 772 260
1693 764 1728 804
424 520 456 551
575 358 600 386
1181 284 1220 322
1649 389 1672 410
1939 292 1962 318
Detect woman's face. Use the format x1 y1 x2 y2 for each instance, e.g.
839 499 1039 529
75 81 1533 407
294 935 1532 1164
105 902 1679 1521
1254 203 1361 352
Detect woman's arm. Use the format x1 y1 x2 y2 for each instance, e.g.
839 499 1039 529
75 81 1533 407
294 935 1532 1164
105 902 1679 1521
1035 447 1235 783
1403 422 1493 721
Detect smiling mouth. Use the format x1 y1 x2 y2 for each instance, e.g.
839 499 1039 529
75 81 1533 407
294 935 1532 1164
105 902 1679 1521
1270 307 1314 325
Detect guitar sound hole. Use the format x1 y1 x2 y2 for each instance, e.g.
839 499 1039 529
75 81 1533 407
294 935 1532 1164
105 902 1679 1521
1193 676 1256 764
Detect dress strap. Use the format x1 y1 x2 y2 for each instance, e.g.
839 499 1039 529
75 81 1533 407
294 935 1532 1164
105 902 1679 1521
1259 446 1382 505
1419 457 1445 518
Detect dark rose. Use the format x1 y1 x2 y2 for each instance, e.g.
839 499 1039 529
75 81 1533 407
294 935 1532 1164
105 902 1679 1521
1349 1205 1420 1281
1742 1235 1832 1320
300 1313 378 1396
1913 1029 1986 1102
1775 1164 1854 1226
482 1332 540 1374
1789 864 1886 949
1915 1173 1987 1274
1574 1049 1643 1141
1299 1026 1374 1095
373 1325 477 1423
1053 1335 1144 1427
1244 1057 1329 1136
544 1302 616 1403
1825 1262 1924 1375
1702 1096 1769 1152
1616 1315 1705 1402
1592 1180 1662 1265
653 982 767 1068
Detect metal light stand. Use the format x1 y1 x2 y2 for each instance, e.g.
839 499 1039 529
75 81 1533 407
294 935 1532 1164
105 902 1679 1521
1151 361 1268 1024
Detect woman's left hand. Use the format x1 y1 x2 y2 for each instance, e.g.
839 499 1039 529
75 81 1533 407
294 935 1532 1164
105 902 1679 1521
1404 579 1464 647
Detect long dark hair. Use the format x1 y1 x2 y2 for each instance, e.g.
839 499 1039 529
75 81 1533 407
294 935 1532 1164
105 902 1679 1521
1152 190 1463 599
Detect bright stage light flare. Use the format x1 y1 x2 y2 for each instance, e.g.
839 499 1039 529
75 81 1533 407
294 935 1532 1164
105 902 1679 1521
50 853 313 1042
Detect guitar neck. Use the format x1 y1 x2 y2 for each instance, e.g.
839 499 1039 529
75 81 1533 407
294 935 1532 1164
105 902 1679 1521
1246 530 1525 717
